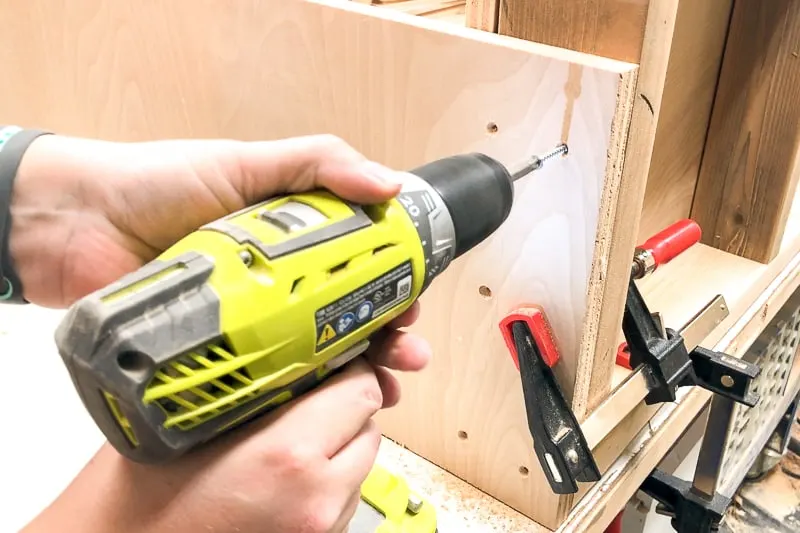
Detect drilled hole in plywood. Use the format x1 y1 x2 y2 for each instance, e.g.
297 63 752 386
519 466 529 476
478 285 492 299
457 430 468 440
486 122 499 134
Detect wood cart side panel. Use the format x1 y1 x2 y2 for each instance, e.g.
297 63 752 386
0 0 639 526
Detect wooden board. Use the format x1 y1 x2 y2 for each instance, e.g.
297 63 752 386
0 0 640 528
691 0 800 264
466 0 498 31
497 0 651 63
637 0 734 241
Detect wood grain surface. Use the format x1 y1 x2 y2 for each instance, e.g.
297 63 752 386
0 0 638 526
692 0 800 264
497 0 651 63
637 0 733 241
466 0 498 31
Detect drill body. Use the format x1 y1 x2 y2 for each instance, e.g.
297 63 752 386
55 153 516 463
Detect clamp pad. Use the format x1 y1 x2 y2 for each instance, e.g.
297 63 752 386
499 306 560 370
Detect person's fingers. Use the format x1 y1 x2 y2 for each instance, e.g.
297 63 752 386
328 418 382 488
372 365 402 408
245 357 382 459
232 134 405 205
366 329 431 372
388 301 421 329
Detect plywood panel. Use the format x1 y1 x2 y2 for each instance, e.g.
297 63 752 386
0 0 638 526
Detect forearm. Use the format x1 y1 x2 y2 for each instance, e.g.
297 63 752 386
20 444 161 533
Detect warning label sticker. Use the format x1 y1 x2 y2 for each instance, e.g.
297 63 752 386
315 261 413 352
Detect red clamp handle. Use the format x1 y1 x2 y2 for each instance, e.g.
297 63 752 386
616 342 632 370
638 219 701 267
499 305 561 370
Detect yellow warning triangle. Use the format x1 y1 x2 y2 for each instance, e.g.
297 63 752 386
317 323 336 345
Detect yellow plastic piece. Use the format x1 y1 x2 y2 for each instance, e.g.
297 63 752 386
142 191 425 431
102 391 139 447
361 464 437 533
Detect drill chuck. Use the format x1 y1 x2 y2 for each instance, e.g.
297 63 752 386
409 153 514 260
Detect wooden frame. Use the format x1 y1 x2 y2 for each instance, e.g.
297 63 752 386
7 1 800 532
691 0 800 264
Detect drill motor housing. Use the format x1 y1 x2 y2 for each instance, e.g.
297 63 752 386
54 153 514 463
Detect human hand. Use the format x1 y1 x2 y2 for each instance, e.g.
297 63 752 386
23 358 417 533
10 133 405 308
13 133 432 532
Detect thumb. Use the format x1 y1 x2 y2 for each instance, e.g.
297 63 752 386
232 134 405 204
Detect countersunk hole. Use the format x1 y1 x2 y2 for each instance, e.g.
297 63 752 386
457 430 468 440
117 351 148 373
478 285 492 299
486 122 499 134
519 466 529 476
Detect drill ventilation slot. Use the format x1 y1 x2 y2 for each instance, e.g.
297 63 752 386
145 343 263 430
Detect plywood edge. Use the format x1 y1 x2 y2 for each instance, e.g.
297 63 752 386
571 0 683 421
561 386 712 533
570 69 638 417
314 0 637 74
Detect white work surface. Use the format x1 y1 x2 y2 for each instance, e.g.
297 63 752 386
0 305 532 533
0 305 104 532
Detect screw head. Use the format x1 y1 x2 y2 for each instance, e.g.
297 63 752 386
407 494 424 514
239 250 254 267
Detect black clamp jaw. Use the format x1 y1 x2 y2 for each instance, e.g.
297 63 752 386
507 319 600 494
622 277 761 408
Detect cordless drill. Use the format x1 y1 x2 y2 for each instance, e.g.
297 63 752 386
54 146 566 463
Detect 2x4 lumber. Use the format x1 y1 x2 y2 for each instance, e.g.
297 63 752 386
465 0 498 32
691 0 800 264
0 0 638 528
496 0 651 63
637 0 734 241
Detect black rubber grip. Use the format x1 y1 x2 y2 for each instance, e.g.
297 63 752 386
410 153 514 258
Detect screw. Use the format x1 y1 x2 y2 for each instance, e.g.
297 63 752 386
239 250 254 267
407 494 424 515
538 143 569 166
510 143 569 182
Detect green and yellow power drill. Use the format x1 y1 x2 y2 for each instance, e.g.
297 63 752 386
53 145 564 530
